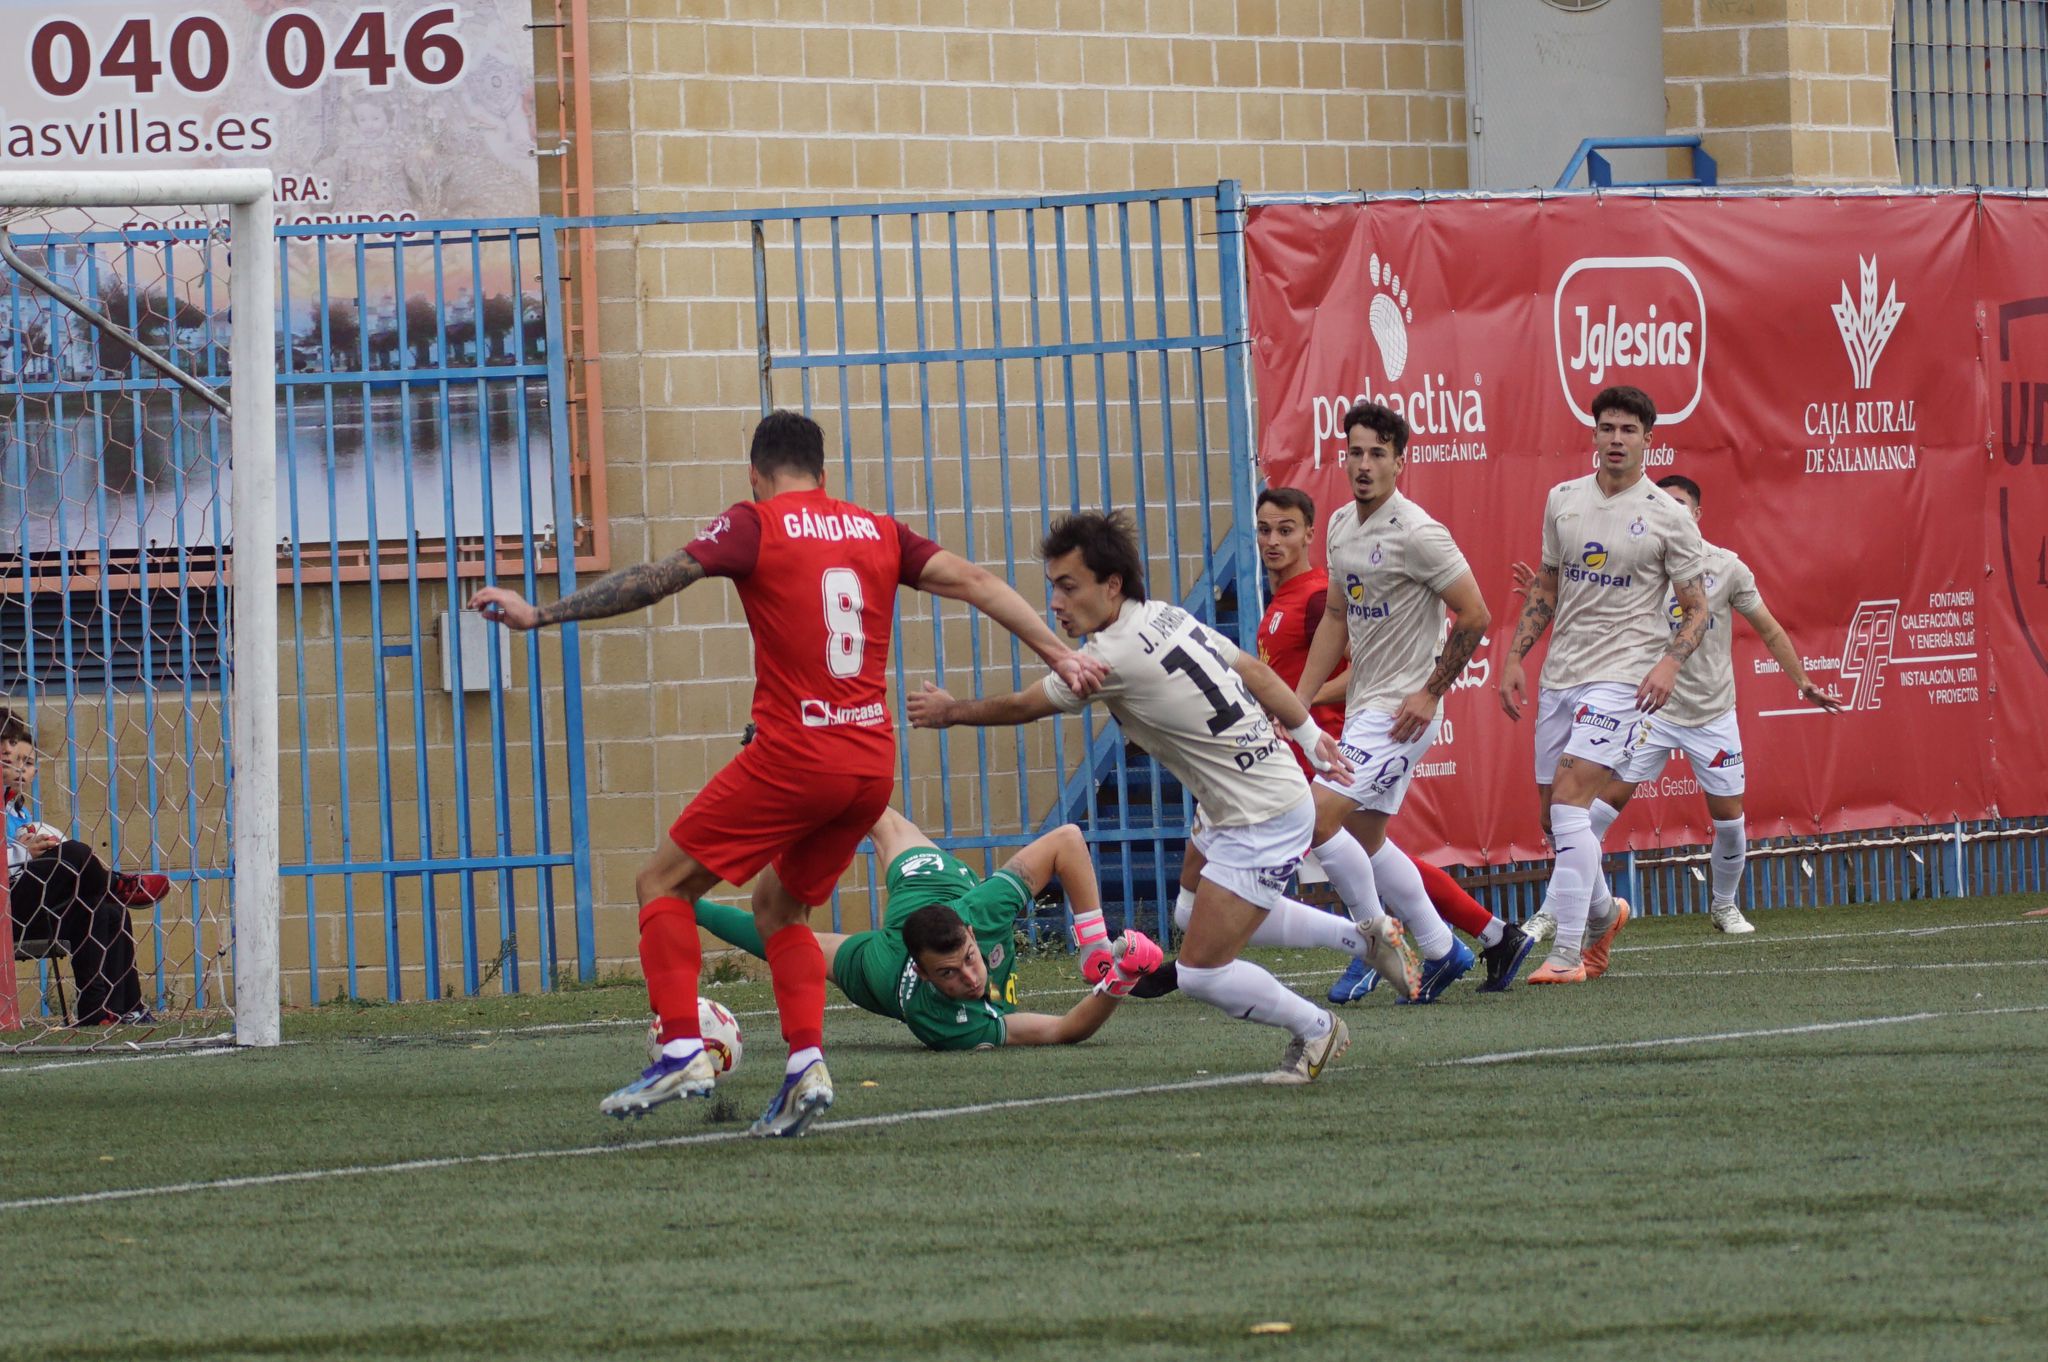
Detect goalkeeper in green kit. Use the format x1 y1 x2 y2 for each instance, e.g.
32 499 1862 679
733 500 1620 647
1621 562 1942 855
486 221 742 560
691 807 1162 1050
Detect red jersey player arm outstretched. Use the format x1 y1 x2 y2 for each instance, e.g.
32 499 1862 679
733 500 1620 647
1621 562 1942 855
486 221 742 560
467 549 709 630
914 550 1109 698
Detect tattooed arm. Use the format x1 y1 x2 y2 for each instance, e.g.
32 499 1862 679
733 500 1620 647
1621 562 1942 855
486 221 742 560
469 550 706 631
1389 571 1491 743
1636 575 1708 713
1496 564 1557 721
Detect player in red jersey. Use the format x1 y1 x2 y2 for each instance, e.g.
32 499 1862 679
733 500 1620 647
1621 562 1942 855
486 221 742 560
1142 487 1533 1005
470 410 1105 1136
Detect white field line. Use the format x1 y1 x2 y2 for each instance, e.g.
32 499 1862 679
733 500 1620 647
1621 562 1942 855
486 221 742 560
1437 1003 2048 1067
0 1045 243 1075
1610 958 2048 980
0 1071 1266 1212
7 918 2039 1068
7 1002 2048 1213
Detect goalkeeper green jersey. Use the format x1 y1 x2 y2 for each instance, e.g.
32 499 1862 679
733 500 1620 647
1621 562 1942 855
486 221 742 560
831 847 1028 1050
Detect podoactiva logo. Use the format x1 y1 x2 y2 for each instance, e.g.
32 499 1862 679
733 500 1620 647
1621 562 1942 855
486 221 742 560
1552 257 1708 428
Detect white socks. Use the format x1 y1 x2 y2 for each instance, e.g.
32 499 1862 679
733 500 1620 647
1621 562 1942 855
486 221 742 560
1178 960 1329 1040
786 1045 822 1076
1366 841 1455 959
1585 798 1622 917
1543 804 1599 953
1311 830 1387 923
1175 887 1376 958
1710 817 1747 906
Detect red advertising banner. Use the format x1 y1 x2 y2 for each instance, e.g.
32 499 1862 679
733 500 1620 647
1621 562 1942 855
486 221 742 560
1247 193 2044 865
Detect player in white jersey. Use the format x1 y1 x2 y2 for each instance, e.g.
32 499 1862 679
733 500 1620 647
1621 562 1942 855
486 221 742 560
1518 475 1842 940
909 511 1408 1084
1290 401 1517 1004
1496 385 1709 984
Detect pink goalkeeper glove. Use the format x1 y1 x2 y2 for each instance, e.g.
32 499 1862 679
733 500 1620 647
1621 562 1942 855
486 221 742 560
1091 930 1164 997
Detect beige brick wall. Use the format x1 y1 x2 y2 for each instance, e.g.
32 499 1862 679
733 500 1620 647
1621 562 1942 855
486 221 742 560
1664 0 1901 184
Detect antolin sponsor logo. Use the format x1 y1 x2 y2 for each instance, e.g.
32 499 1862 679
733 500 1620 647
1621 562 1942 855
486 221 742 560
1552 257 1708 428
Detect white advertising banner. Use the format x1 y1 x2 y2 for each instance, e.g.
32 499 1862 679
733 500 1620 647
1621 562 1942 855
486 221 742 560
1 0 539 223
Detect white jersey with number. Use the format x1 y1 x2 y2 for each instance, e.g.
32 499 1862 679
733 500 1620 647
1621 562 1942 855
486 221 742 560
1323 490 1471 715
1040 599 1310 827
1663 542 1763 728
1539 474 1708 691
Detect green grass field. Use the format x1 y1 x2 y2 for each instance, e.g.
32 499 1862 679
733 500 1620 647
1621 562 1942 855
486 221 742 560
5 895 2046 1362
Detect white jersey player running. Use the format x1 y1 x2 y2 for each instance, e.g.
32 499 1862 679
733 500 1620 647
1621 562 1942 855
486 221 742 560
1292 401 1495 1003
1496 385 1709 985
909 510 1398 1085
1518 475 1842 940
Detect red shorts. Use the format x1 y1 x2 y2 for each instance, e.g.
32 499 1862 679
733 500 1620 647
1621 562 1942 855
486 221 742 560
670 744 894 906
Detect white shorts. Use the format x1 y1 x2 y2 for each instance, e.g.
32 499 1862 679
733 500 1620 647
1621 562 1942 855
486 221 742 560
1313 708 1441 815
1616 708 1746 797
1190 795 1315 911
1534 681 1650 785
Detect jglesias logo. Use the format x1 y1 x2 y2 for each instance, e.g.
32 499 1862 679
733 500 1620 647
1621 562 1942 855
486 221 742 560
1562 541 1632 588
1308 253 1489 468
1553 256 1707 428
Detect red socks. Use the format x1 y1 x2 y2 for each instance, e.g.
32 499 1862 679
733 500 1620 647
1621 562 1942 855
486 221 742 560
762 921 827 1054
1410 852 1495 936
639 896 703 1044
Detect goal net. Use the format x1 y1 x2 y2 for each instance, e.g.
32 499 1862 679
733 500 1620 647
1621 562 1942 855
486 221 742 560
0 171 276 1051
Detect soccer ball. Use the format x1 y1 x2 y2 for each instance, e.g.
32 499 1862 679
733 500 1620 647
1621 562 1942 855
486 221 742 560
644 999 744 1073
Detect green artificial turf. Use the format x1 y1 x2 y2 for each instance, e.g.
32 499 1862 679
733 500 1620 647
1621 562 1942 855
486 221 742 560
3 895 2045 1362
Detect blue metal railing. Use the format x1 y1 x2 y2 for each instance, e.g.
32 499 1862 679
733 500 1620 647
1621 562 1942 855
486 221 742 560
733 183 1252 939
1894 0 2048 187
1555 136 1718 190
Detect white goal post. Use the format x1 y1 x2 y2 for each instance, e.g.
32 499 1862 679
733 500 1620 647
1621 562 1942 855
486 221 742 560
0 169 278 1047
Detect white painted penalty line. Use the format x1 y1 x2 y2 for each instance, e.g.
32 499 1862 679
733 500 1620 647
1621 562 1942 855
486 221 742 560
0 1045 243 1076
11 1001 2048 1213
0 1070 1268 1213
1611 916 2045 955
1437 1002 2048 1068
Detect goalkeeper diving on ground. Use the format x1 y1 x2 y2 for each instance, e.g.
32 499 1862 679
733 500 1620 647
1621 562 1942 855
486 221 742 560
689 806 1163 1050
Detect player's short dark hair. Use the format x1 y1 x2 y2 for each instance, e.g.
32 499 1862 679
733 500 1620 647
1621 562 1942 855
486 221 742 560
1591 385 1657 431
1256 486 1316 525
748 409 826 480
901 904 971 962
1040 510 1148 603
0 710 32 747
1342 400 1409 456
1657 474 1702 507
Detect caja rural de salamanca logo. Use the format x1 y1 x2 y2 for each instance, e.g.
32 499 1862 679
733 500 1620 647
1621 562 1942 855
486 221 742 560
1553 257 1708 427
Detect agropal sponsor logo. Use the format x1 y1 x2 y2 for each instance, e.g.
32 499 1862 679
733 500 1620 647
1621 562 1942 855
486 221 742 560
1308 254 1489 468
1553 256 1707 429
1803 256 1918 475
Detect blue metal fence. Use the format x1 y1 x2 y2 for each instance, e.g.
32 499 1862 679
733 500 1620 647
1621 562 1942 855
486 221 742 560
271 220 592 1003
735 184 1254 940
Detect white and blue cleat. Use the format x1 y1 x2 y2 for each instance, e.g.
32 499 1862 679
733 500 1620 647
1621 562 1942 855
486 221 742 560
599 1049 718 1119
1327 957 1380 1004
1397 938 1476 1005
749 1057 835 1138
